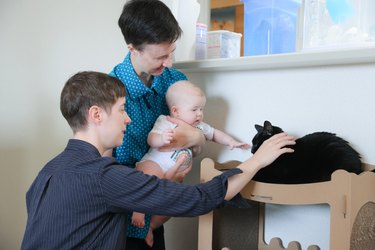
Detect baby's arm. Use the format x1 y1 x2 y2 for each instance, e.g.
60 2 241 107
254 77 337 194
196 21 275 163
212 129 251 150
147 129 174 149
158 116 205 154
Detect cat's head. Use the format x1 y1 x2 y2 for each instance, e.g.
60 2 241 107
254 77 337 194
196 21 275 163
251 120 284 154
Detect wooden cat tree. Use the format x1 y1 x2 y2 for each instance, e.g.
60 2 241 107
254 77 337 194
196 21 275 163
198 158 375 250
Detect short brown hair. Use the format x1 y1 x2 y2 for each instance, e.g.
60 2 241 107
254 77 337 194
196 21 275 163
118 0 182 50
60 71 126 133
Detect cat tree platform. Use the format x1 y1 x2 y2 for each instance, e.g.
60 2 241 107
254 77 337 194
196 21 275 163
198 158 375 250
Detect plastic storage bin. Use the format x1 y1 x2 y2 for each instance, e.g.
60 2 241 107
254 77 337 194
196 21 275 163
207 30 242 59
243 0 301 56
302 0 375 50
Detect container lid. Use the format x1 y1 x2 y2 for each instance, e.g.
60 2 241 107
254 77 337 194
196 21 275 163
207 30 242 37
196 23 207 28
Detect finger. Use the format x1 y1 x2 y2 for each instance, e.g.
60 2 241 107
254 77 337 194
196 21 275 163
277 136 296 148
266 133 294 146
282 147 295 153
240 143 251 149
268 132 289 141
166 128 174 134
180 163 192 175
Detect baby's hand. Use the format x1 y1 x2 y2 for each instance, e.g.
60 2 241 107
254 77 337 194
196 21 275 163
229 141 251 150
161 129 174 145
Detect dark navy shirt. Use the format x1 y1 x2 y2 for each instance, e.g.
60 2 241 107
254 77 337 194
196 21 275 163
21 139 243 249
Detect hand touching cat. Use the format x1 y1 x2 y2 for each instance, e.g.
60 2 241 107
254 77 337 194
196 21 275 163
224 132 295 200
249 132 295 171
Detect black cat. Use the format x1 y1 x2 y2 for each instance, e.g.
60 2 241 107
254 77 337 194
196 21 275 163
251 121 362 184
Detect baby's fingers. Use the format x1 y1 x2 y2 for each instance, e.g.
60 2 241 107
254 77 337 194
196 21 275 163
239 143 251 149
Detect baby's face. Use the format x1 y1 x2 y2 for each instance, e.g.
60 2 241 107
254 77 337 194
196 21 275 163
174 94 206 126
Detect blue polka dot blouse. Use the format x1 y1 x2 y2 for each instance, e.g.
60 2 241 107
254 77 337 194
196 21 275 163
110 52 187 239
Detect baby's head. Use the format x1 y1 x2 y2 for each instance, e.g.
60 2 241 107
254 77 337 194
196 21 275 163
166 80 206 126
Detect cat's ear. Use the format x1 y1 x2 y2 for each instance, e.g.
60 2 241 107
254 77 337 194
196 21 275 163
255 124 263 132
264 120 273 135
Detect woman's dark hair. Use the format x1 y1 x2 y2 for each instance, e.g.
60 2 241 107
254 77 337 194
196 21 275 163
118 0 182 51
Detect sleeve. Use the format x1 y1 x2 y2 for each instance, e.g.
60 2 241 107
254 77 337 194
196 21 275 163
196 122 215 141
149 115 175 134
100 162 249 217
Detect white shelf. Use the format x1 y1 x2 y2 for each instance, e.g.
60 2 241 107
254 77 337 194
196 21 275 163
174 47 375 72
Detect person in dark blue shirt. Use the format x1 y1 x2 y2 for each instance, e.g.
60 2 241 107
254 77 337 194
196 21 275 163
21 71 295 250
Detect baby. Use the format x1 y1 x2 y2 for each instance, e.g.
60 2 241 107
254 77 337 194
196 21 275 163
132 80 250 245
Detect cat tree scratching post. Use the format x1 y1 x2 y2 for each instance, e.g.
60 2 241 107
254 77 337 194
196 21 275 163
198 158 375 250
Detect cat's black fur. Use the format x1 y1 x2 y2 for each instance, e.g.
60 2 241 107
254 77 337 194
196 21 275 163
251 121 362 184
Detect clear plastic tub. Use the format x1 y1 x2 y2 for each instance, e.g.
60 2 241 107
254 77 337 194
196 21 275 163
207 30 242 59
302 0 375 50
243 0 301 56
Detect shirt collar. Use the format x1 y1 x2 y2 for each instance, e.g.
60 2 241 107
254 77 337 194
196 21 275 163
67 139 101 158
113 53 161 99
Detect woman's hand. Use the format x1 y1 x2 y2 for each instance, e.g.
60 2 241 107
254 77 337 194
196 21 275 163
169 161 192 183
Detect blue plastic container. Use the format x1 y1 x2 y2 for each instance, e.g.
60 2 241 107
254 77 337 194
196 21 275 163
243 0 301 56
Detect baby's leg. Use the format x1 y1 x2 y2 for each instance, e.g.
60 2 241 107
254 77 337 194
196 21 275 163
136 160 164 178
145 227 154 247
132 161 164 229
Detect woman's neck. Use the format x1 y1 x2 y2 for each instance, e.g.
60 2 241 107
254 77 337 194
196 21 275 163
130 53 153 87
139 72 153 87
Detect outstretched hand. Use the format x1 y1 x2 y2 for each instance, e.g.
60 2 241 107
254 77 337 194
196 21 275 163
250 132 295 170
229 141 251 150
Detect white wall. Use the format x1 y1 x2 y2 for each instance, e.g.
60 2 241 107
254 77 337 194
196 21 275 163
0 0 126 248
177 61 375 249
186 64 375 164
0 1 205 249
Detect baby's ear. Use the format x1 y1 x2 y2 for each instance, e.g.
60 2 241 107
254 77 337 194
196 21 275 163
170 106 178 117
